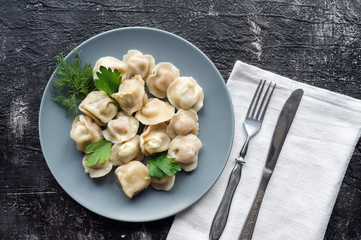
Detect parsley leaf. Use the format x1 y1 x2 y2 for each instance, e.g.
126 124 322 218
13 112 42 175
85 140 112 167
51 48 95 116
95 66 122 95
147 152 181 179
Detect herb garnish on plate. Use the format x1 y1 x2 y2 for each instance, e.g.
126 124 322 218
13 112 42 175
95 66 122 96
51 49 95 116
148 152 181 179
85 140 112 167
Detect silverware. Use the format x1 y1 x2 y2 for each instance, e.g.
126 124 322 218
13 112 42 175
209 80 276 240
239 88 304 240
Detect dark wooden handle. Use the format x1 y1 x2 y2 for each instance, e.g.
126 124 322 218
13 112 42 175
209 163 243 240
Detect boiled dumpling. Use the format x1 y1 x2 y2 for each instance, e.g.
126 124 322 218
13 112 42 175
135 98 175 125
150 175 175 191
112 75 147 116
166 109 199 139
103 112 139 144
123 50 155 79
167 77 204 112
93 56 130 80
167 134 202 172
109 135 144 166
146 62 180 98
140 123 171 156
82 155 113 178
70 115 103 152
79 91 118 126
115 161 150 198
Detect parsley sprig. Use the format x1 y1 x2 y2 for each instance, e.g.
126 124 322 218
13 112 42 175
95 66 122 96
147 152 181 179
85 140 112 166
51 49 95 116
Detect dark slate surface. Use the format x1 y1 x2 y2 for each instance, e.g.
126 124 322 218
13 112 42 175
1 0 361 239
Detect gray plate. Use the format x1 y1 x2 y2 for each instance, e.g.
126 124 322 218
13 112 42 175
39 27 234 222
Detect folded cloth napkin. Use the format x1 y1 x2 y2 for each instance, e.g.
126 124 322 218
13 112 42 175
167 60 361 240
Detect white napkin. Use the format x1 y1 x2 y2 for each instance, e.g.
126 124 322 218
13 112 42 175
167 61 361 240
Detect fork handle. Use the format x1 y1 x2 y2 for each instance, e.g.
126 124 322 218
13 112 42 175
240 136 251 159
209 162 243 240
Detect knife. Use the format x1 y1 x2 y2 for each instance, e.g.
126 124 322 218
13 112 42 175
238 88 304 240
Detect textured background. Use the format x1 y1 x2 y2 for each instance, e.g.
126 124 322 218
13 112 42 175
1 0 361 239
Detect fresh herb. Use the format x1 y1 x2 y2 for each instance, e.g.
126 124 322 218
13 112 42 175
147 152 181 179
95 66 122 96
51 48 95 116
85 140 112 167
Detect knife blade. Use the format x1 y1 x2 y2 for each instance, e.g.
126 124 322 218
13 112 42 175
239 88 304 240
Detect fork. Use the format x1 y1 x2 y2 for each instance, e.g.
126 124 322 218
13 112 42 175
209 80 276 240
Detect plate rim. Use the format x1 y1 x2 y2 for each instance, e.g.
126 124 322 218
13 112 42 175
38 26 235 222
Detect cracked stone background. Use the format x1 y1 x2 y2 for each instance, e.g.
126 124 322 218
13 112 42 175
1 0 361 239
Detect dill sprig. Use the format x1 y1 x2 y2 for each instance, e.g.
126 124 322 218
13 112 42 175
51 49 95 116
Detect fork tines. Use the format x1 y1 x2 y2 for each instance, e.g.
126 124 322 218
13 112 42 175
247 80 276 120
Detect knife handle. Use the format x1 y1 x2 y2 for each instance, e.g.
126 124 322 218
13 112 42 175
238 189 265 240
209 162 243 240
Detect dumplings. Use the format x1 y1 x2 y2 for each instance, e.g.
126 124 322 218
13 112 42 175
82 155 113 178
112 75 147 116
150 175 175 191
70 115 103 152
167 77 204 112
68 49 205 198
123 50 155 79
135 98 175 125
166 109 199 139
115 161 150 198
93 56 130 80
79 90 118 126
146 62 180 98
168 134 202 172
110 135 144 166
103 112 139 143
140 123 171 156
